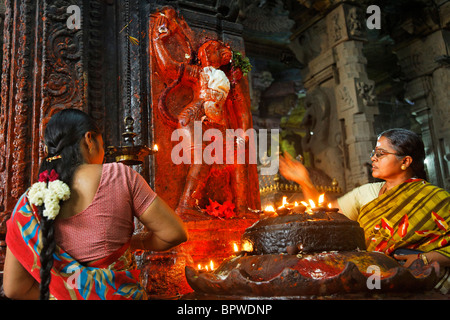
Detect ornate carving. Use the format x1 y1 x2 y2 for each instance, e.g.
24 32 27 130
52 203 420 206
331 12 342 42
301 87 344 187
238 0 294 35
0 0 12 214
356 81 376 106
10 0 34 201
0 0 87 234
339 85 355 109
250 71 274 113
347 6 364 38
86 0 105 128
42 0 85 115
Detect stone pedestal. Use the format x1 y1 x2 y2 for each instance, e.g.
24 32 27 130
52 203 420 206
140 218 258 298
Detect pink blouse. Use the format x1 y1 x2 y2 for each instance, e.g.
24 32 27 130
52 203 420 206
54 163 157 263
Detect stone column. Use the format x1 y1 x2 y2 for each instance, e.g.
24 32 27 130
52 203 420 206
289 2 379 192
395 29 450 190
330 4 379 190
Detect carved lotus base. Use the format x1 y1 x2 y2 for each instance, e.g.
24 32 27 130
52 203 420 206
185 251 440 298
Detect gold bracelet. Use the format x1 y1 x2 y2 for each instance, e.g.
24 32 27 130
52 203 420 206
419 253 429 265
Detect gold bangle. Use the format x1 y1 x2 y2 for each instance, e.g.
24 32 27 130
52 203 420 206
419 253 429 265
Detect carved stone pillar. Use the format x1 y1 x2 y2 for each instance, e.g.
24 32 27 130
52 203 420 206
331 4 379 190
395 29 450 190
0 0 107 277
289 2 379 191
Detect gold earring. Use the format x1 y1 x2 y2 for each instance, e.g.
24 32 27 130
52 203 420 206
401 164 407 170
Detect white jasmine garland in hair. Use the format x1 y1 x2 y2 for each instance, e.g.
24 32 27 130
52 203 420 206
27 182 47 207
27 169 71 220
47 180 71 201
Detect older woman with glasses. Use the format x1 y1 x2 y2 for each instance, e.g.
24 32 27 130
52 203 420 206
280 128 450 294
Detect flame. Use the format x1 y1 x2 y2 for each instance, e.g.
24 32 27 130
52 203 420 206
264 205 275 212
318 194 325 205
300 201 309 207
294 201 299 207
197 261 216 271
242 240 253 252
328 203 332 208
153 144 159 151
308 199 316 208
233 242 239 252
282 196 288 207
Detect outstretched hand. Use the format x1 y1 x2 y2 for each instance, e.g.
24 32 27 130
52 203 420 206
279 151 319 201
279 151 310 184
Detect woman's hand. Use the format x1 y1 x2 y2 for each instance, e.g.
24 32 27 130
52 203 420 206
279 151 310 185
395 251 450 269
393 254 419 268
279 151 319 200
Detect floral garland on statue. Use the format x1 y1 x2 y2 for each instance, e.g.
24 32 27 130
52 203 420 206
28 169 71 220
231 50 251 76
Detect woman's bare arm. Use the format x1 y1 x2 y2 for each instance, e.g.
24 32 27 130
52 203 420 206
3 248 40 300
131 196 188 252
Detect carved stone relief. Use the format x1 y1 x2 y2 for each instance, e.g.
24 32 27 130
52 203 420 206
301 86 345 186
290 2 379 191
249 71 274 113
0 0 95 249
356 80 376 106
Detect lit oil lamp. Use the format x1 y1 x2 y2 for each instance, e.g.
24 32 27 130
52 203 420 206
197 260 216 273
260 205 277 218
277 197 290 216
325 202 339 213
231 242 244 257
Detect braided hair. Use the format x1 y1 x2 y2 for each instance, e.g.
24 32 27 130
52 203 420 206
37 108 100 300
378 128 428 181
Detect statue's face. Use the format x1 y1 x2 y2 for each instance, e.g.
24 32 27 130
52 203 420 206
198 41 232 68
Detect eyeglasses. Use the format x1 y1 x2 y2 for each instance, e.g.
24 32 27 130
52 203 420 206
370 149 403 159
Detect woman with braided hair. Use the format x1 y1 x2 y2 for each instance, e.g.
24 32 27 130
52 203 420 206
3 108 187 300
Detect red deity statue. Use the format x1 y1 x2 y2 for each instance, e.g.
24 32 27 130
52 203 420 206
149 7 260 220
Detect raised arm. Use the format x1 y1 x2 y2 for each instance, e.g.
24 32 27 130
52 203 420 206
279 151 320 201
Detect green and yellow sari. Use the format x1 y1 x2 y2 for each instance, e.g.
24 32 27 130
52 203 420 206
358 178 450 293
